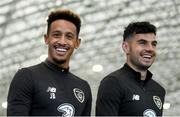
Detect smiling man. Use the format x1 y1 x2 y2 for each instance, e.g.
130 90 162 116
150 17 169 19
96 21 166 116
7 8 92 116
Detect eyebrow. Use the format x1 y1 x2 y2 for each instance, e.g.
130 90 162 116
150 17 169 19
51 30 61 34
137 39 157 44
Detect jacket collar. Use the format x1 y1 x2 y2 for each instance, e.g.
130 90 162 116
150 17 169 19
123 63 153 84
44 59 69 73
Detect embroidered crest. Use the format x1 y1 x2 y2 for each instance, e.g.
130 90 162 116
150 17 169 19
153 96 162 110
73 88 84 103
57 103 75 117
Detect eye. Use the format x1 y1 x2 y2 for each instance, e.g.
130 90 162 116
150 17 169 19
52 33 61 38
66 34 74 40
138 40 146 45
152 41 157 47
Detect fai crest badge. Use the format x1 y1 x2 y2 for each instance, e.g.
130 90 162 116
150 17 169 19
153 96 162 110
73 88 84 103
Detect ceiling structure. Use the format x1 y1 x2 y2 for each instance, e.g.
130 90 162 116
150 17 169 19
0 0 180 115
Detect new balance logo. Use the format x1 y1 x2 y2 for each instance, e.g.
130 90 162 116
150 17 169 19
47 86 56 99
47 87 56 92
132 94 140 100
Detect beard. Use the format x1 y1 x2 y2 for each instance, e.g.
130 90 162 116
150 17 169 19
128 46 155 71
130 54 153 71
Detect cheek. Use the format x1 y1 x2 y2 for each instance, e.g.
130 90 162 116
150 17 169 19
130 47 141 56
154 51 157 57
48 39 57 45
69 41 77 48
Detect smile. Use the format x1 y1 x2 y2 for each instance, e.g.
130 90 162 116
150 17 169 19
56 48 67 52
142 55 152 59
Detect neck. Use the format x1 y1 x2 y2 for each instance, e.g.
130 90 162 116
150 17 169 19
140 71 147 80
47 57 69 69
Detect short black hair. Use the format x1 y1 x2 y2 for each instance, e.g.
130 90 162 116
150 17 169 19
46 8 81 36
123 21 157 41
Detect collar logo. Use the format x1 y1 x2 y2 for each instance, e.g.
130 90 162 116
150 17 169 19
73 88 84 103
153 96 162 110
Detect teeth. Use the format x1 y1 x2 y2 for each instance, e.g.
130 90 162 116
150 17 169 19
143 55 152 59
56 48 67 52
143 55 151 58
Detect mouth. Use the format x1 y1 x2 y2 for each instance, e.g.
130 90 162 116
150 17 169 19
141 53 155 63
142 54 152 59
54 45 69 55
56 48 67 52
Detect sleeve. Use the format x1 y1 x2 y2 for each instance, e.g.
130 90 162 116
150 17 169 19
96 76 124 116
81 82 92 116
7 68 34 116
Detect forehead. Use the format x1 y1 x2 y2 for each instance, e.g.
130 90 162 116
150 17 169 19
50 19 77 33
133 33 156 41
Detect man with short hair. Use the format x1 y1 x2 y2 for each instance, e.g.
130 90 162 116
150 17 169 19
96 21 165 116
7 8 92 116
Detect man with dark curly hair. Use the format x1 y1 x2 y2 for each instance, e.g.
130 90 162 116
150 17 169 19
7 8 92 116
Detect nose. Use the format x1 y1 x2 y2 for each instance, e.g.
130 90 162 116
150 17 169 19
146 43 155 52
58 35 67 45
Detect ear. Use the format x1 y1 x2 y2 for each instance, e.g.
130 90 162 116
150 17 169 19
75 38 81 49
44 34 49 45
122 41 130 54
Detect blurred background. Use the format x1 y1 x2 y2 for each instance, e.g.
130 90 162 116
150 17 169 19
0 0 180 116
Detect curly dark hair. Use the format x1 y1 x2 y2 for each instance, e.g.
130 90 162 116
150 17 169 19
123 21 157 41
46 8 81 37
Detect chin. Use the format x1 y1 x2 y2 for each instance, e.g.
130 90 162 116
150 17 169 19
53 58 66 64
141 64 151 69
